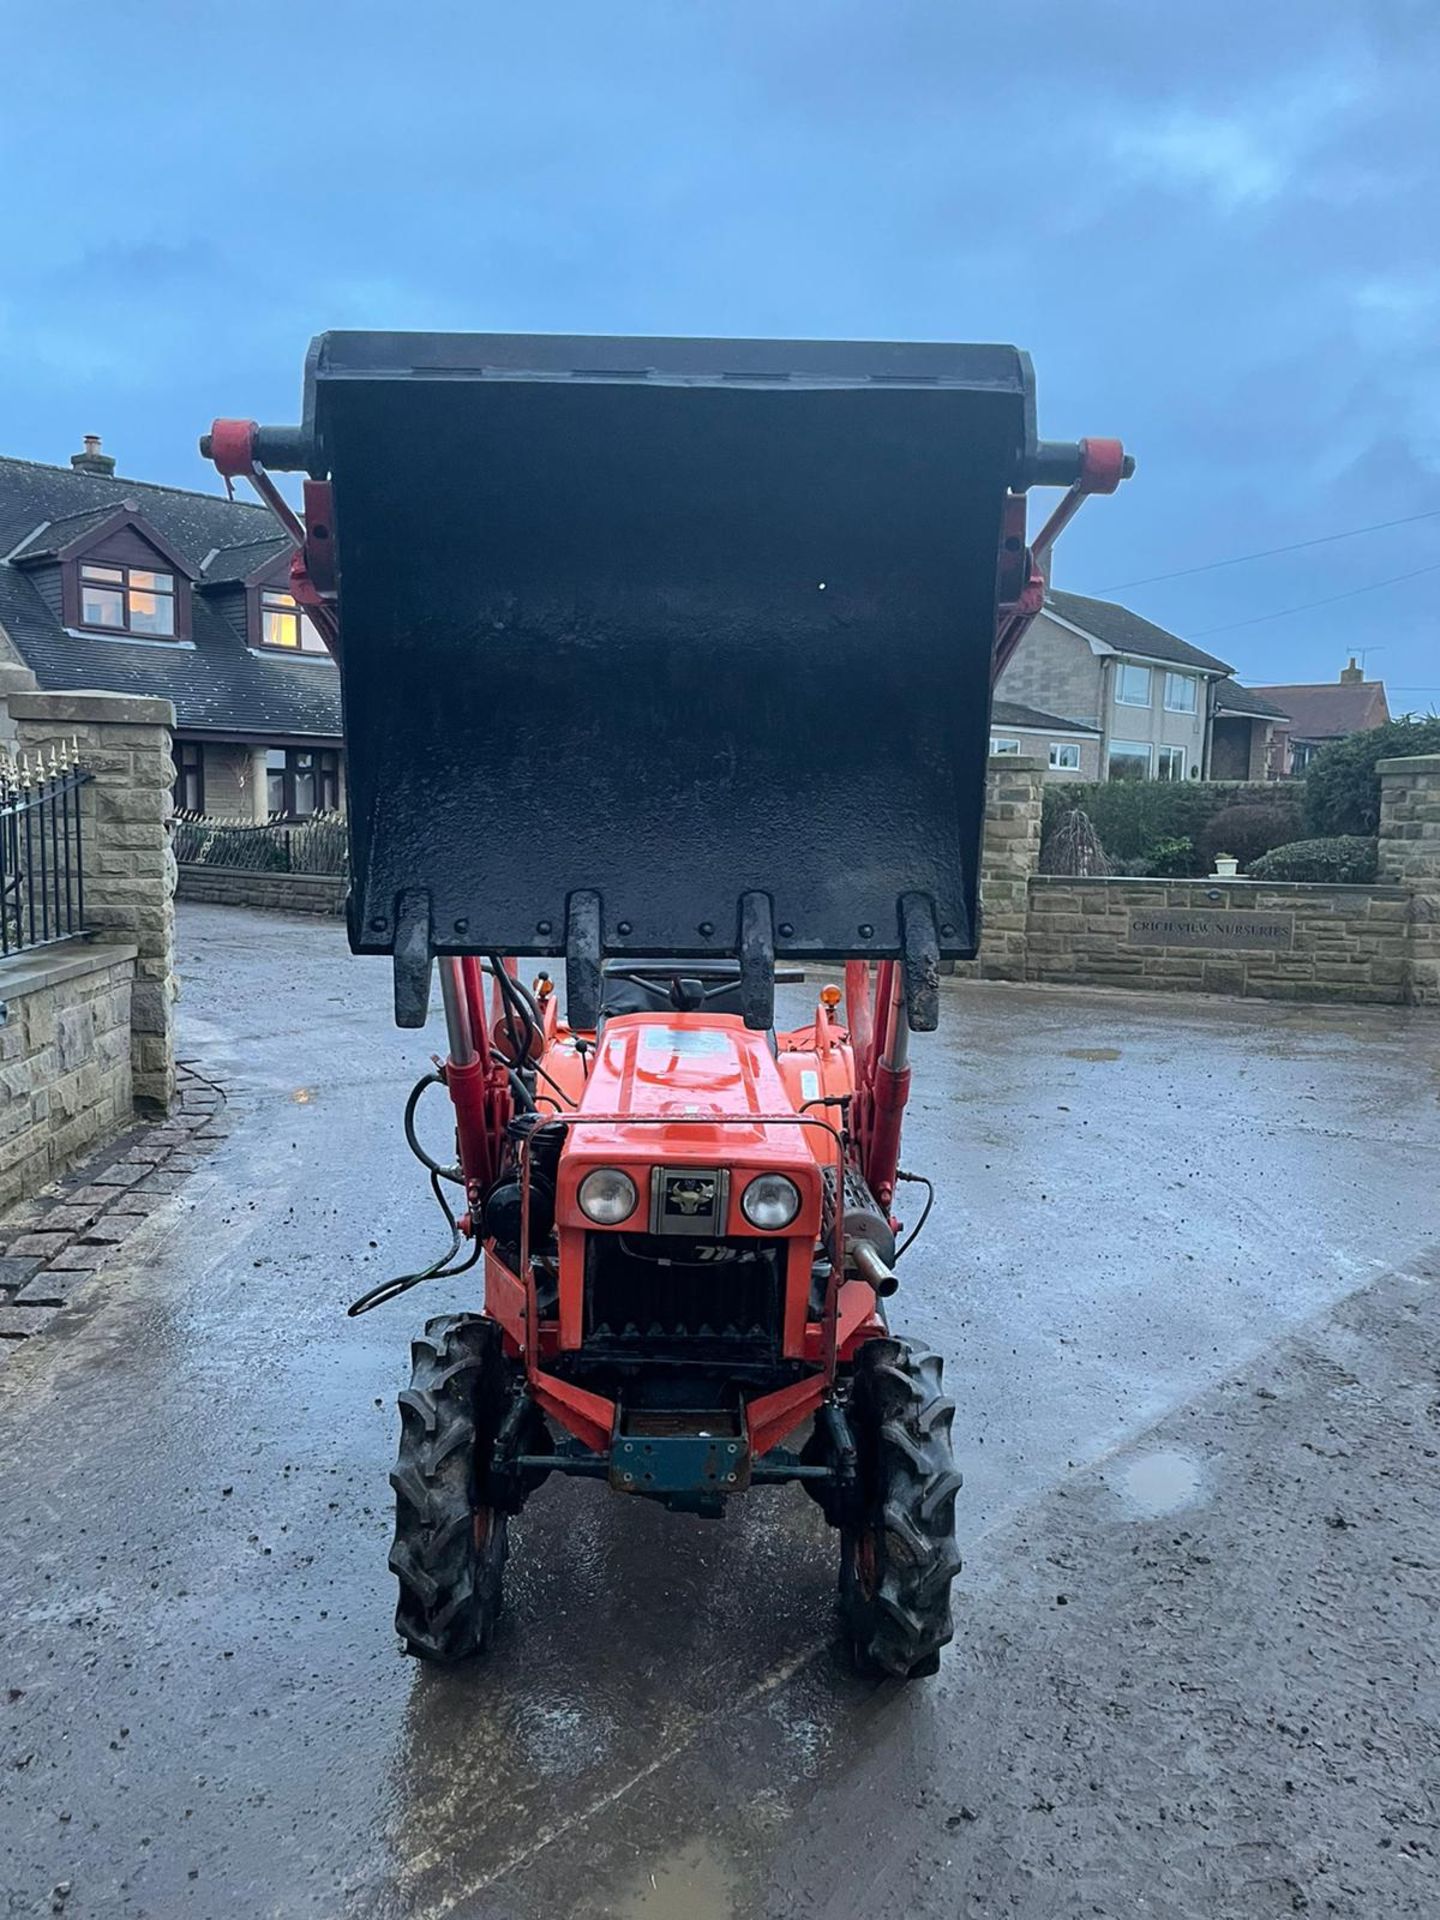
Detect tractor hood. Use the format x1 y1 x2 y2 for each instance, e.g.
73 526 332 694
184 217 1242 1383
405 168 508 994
575 1014 803 1159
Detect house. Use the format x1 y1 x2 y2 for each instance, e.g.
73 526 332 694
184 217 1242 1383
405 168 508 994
0 438 342 819
1251 660 1392 776
987 699 1102 777
996 588 1234 781
1210 680 1289 780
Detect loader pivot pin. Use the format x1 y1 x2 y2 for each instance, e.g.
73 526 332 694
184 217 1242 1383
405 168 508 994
204 418 259 479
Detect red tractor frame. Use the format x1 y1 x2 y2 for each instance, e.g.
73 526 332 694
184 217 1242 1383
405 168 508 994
205 332 1129 1677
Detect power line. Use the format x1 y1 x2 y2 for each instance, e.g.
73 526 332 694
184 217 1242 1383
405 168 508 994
1090 508 1440 592
1189 561 1440 637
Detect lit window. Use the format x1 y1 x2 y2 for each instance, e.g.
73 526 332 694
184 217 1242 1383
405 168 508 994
1115 663 1152 707
1164 672 1197 713
1049 742 1081 771
259 589 329 654
1107 739 1152 781
80 561 175 636
1157 745 1188 781
989 736 1021 756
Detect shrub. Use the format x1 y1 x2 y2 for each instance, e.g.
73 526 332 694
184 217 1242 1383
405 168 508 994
1040 807 1112 876
1196 800 1304 870
1041 780 1304 874
1142 835 1198 877
1303 718 1440 837
1247 836 1378 884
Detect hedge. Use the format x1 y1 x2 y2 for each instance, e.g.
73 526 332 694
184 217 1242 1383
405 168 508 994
1039 780 1302 874
1196 800 1304 868
1303 718 1440 837
1247 837 1379 884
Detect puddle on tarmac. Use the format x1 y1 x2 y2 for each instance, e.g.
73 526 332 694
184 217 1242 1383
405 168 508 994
1064 1046 1122 1062
615 1836 736 1918
1110 1449 1205 1518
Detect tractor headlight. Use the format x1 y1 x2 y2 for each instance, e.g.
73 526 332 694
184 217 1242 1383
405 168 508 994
741 1173 801 1230
577 1168 639 1226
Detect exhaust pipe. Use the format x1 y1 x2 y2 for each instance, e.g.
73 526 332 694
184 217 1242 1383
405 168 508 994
849 1237 899 1299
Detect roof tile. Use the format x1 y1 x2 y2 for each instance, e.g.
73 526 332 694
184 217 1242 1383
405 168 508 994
0 455 339 741
1046 589 1233 675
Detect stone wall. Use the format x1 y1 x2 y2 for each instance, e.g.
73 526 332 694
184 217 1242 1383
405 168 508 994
0 943 137 1213
1378 753 1440 1005
994 612 1102 730
958 755 1045 981
958 752 1440 1008
8 689 177 1108
1026 877 1412 1003
175 865 347 916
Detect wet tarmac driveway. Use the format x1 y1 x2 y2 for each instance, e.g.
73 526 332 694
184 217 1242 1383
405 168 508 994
2 905 1437 1918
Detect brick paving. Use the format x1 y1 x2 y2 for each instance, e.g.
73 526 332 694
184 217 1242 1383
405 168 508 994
0 1059 234 1357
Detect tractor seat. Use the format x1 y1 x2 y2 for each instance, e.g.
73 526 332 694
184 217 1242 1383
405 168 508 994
598 959 745 1019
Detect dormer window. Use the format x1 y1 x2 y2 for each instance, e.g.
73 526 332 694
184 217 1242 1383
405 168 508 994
80 561 177 637
10 502 193 641
258 587 328 654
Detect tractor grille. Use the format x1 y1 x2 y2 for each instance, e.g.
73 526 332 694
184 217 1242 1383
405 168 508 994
584 1233 784 1352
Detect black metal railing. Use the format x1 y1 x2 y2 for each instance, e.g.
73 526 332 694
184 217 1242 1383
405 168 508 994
1 750 91 956
172 810 348 876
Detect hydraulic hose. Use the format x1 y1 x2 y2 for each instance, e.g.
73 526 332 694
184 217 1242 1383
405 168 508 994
403 1071 463 1183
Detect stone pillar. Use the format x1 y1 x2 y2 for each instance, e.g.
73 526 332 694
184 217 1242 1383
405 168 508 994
9 689 177 1109
1378 754 1440 1006
249 746 270 823
956 754 1045 982
0 658 39 751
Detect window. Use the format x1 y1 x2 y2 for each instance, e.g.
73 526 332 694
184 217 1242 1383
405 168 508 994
172 741 204 813
1107 739 1152 781
1164 671 1197 713
1115 662 1152 707
258 589 328 654
79 561 176 637
1157 745 1188 782
1049 742 1081 771
989 736 1021 755
267 748 340 818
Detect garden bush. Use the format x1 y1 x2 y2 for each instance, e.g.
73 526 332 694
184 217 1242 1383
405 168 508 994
1196 800 1304 870
1040 807 1112 877
1140 835 1197 877
1041 780 1303 874
1246 837 1378 885
1302 718 1440 837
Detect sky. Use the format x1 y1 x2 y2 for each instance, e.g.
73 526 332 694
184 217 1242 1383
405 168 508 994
1 0 1436 701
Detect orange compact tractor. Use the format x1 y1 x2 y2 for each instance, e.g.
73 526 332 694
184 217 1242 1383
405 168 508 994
205 333 1129 1676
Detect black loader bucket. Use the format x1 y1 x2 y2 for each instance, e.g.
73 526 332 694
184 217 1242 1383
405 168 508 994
299 333 1040 1026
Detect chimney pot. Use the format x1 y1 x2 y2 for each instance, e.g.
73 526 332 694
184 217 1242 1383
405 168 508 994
1339 657 1363 685
70 434 116 478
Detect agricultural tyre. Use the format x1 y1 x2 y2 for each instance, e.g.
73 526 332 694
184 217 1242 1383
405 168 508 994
839 1337 963 1679
390 1313 513 1662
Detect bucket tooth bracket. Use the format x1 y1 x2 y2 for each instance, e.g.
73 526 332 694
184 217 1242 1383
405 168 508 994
738 892 775 1032
565 891 603 1033
899 893 942 1033
393 890 434 1029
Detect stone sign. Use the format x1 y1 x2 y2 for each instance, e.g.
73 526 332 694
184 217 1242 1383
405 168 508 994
1127 909 1294 952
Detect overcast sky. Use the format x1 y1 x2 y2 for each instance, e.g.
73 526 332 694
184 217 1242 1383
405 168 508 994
3 1 1436 699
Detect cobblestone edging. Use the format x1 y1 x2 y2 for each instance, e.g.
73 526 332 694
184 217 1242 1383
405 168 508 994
0 1060 233 1353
